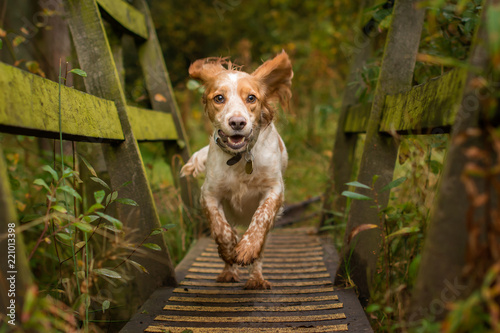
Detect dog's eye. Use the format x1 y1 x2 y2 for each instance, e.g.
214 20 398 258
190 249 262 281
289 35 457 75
214 95 225 104
247 95 257 103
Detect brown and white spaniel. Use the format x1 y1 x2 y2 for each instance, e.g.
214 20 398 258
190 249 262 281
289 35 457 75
181 52 293 289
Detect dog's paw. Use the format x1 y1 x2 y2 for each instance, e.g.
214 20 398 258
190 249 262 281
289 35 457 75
216 270 240 283
234 239 260 266
245 277 272 290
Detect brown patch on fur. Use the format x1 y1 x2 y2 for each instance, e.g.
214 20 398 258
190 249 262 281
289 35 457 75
189 58 224 83
278 136 286 154
234 238 261 266
252 51 293 109
202 83 228 122
234 193 283 266
202 198 239 265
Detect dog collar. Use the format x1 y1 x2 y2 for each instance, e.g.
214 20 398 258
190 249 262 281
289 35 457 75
214 132 255 174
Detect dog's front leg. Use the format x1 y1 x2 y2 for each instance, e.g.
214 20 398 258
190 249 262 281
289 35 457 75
201 195 240 282
234 186 283 266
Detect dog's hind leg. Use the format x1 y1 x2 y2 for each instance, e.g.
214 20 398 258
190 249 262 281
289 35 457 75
245 258 271 290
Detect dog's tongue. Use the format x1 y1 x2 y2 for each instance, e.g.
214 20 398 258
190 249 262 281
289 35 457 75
228 135 244 144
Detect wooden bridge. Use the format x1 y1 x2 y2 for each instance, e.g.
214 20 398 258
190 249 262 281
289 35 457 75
0 0 498 331
121 230 371 332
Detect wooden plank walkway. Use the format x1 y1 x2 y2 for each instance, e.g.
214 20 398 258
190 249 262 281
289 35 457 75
121 229 372 332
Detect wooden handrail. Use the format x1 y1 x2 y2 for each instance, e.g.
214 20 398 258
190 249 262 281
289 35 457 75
380 68 466 133
127 106 178 141
0 62 179 142
343 68 467 134
96 0 148 39
0 62 123 142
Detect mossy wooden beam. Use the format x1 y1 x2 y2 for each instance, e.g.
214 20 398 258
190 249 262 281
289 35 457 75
127 106 178 141
96 0 148 39
343 68 467 134
380 68 467 133
0 59 178 143
0 143 33 319
134 0 201 221
0 62 124 142
336 0 425 303
65 0 177 315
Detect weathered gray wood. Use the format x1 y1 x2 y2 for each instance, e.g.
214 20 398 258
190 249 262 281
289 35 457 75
64 0 177 320
0 143 33 321
134 0 191 160
410 2 494 321
335 0 425 302
103 21 180 142
321 17 374 227
107 23 125 89
133 0 201 221
96 0 148 39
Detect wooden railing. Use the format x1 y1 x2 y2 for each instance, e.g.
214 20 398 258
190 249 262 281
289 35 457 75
321 0 498 318
0 62 178 142
0 0 198 322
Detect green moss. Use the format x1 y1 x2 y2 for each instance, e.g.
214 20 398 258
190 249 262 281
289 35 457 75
127 106 178 141
381 68 467 132
342 69 467 134
0 62 124 141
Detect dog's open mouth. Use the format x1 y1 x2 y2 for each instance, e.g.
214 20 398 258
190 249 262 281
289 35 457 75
218 130 250 150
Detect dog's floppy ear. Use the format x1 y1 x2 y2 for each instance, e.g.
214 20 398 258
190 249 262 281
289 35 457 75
189 58 225 83
252 51 293 108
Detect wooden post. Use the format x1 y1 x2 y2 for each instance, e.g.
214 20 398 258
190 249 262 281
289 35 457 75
134 0 201 218
106 24 125 89
321 4 375 227
0 143 33 321
133 0 190 161
64 0 177 313
335 0 425 302
411 1 495 320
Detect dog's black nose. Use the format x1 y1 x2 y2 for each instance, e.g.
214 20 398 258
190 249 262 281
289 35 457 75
229 117 247 131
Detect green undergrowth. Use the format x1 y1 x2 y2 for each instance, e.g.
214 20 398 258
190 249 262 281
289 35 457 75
138 142 201 266
0 135 186 332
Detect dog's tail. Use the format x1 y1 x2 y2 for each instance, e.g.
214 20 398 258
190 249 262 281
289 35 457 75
180 145 209 178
